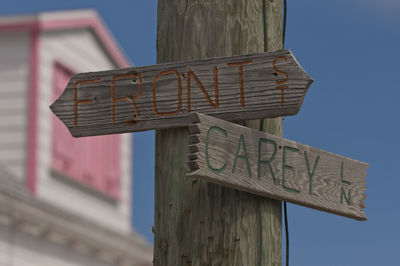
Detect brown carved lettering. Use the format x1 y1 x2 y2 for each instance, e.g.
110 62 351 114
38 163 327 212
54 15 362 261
273 56 289 107
73 78 100 126
227 60 252 108
186 67 219 112
111 73 143 122
151 70 182 116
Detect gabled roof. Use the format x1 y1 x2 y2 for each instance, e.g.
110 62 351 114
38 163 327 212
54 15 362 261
0 9 130 68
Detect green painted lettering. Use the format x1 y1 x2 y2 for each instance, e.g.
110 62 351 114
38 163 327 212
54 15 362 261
304 151 320 195
282 146 300 194
258 138 277 184
340 162 351 185
232 134 252 177
340 187 352 205
206 126 227 173
340 162 352 205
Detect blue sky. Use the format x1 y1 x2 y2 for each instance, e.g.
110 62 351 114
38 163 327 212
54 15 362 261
2 1 400 265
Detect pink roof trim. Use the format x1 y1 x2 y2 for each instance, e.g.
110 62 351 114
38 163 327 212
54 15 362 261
26 27 40 194
40 17 130 68
0 13 130 68
0 22 38 31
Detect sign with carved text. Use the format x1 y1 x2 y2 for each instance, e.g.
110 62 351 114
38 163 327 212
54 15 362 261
50 50 312 137
187 113 369 221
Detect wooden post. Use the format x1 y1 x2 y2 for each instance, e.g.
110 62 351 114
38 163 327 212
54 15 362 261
155 1 283 265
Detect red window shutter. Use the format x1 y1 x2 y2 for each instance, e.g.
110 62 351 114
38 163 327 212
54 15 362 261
51 64 121 199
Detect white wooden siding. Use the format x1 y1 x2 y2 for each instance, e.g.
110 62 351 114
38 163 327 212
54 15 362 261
119 133 132 222
0 224 114 266
0 32 29 182
37 29 132 233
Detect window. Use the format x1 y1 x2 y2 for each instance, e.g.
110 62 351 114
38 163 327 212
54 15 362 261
51 63 120 199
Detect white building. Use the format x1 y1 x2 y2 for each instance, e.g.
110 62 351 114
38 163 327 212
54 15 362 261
0 9 152 266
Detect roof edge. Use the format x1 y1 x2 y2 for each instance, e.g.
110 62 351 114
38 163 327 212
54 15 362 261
0 9 131 68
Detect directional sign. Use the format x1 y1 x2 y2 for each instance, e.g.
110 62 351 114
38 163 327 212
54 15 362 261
50 50 312 137
187 113 369 221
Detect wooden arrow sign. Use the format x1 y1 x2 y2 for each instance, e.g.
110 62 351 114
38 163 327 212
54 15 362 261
187 113 369 221
50 50 312 137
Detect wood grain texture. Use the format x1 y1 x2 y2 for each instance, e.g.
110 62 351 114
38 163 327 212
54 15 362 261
50 49 312 137
154 0 284 265
187 113 369 221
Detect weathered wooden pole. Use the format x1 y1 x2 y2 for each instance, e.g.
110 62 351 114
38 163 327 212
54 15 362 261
154 1 283 265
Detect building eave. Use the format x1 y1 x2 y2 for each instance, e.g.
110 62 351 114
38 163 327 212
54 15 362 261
0 168 152 266
0 9 131 68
